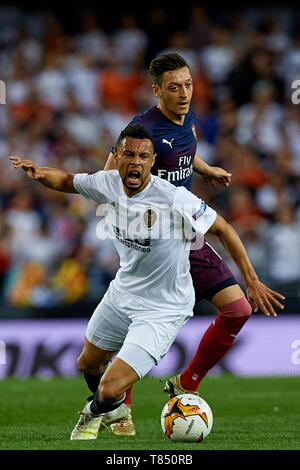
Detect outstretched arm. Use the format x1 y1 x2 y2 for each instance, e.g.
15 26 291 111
193 155 232 188
9 156 77 193
207 214 285 316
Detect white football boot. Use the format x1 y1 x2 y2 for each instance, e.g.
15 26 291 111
70 402 102 440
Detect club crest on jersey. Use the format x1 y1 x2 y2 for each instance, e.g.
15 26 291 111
143 209 157 228
191 124 197 140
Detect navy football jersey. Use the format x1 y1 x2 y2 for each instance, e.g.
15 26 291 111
130 106 197 191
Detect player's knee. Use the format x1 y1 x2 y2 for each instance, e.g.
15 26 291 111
240 297 252 318
219 296 252 319
76 355 88 373
77 354 99 375
234 296 252 319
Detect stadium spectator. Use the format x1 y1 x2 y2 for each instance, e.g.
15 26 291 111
284 103 300 176
65 53 102 112
144 7 171 62
187 5 211 51
158 30 199 74
99 54 146 115
35 52 69 111
279 29 300 96
264 204 300 285
255 172 294 216
200 25 236 87
111 13 148 69
234 80 284 158
75 12 110 66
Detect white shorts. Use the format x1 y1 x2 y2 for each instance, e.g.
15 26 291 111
86 286 191 378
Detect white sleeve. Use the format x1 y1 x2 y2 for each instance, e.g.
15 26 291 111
73 171 108 204
173 187 217 243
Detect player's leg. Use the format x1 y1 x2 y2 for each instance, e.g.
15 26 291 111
109 311 190 434
72 344 135 440
89 357 140 416
77 337 113 399
90 341 158 436
178 284 252 392
165 242 252 396
78 326 133 420
75 353 141 439
71 293 131 440
87 356 140 426
70 341 117 440
99 357 139 402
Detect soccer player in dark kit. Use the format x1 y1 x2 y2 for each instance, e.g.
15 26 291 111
96 53 285 435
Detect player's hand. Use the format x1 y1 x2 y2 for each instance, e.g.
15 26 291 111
203 166 232 188
246 279 285 317
9 156 45 180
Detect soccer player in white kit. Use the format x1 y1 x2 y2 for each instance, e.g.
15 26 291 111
9 123 278 440
10 124 217 439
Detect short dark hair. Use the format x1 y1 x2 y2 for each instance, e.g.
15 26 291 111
149 53 190 86
116 124 154 150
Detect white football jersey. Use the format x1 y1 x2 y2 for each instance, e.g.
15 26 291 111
73 171 216 314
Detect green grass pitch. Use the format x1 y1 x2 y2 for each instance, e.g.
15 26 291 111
0 374 299 450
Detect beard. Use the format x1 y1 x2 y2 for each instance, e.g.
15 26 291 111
122 173 148 193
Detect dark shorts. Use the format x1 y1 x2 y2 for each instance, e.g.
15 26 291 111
189 240 237 302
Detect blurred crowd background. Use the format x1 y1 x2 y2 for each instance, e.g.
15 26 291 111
0 3 300 317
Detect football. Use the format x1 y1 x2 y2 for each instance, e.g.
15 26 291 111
161 394 213 442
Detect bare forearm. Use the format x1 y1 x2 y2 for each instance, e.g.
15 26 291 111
38 167 76 193
221 228 258 284
10 156 77 193
209 216 258 284
193 155 211 175
193 155 232 187
208 216 285 316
